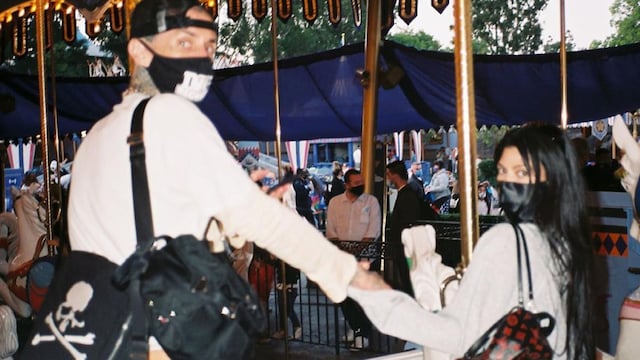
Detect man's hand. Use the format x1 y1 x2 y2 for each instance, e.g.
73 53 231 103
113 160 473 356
249 169 289 200
250 169 274 188
349 261 390 290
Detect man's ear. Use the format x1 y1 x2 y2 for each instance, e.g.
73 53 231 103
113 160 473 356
128 39 152 67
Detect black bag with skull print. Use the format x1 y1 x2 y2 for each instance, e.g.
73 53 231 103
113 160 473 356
19 251 132 359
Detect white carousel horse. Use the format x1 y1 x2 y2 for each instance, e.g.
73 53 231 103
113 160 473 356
401 225 458 360
599 117 640 359
0 186 48 319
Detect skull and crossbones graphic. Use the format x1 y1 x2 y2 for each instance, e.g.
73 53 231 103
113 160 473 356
31 281 96 360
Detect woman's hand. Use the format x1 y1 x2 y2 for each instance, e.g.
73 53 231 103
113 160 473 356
349 261 391 291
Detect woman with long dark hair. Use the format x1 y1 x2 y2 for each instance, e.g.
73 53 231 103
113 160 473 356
348 123 596 359
493 123 595 359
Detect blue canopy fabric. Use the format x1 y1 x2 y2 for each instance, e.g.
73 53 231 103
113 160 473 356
1 40 639 141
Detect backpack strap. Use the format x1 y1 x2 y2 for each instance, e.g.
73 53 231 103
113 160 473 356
128 97 154 250
512 223 534 307
126 97 153 359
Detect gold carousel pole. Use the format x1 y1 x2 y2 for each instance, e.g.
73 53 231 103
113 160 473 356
125 0 142 71
454 0 479 267
35 0 54 247
269 0 289 358
271 1 283 180
559 0 568 129
361 0 381 194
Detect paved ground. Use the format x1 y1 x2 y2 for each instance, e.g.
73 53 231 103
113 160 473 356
255 339 380 360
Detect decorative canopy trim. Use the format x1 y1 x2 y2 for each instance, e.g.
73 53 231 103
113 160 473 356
302 0 318 24
0 0 449 52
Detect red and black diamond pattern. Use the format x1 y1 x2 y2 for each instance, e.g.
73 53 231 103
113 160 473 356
460 307 554 360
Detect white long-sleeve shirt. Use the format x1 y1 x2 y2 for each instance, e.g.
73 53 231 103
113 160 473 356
349 222 568 359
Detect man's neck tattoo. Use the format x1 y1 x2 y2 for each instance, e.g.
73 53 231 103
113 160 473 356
126 68 159 96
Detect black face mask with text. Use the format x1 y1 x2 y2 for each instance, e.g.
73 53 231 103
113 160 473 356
498 182 547 223
142 42 214 102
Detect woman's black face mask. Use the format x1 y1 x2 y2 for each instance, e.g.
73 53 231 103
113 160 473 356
498 182 547 223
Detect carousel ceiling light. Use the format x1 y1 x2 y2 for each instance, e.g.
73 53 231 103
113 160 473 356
18 7 25 17
208 0 215 7
30 4 37 13
44 2 50 10
6 13 12 23
92 22 101 32
65 5 74 15
55 1 64 11
116 1 123 9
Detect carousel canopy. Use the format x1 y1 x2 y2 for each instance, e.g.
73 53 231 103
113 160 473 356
0 40 639 141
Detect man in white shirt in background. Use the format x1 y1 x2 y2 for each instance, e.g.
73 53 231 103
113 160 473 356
326 169 382 350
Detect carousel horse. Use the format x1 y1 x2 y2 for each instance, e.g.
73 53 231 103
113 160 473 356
0 185 48 319
597 117 640 359
402 225 458 360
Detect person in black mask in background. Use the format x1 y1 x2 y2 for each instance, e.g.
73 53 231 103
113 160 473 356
347 123 596 360
326 169 381 350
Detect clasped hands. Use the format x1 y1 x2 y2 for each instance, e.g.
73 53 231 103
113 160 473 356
350 261 391 291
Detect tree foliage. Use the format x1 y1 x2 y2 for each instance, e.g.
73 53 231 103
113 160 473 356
218 3 365 65
93 20 128 65
1 15 89 76
471 0 547 55
603 0 640 47
542 31 576 53
387 30 444 51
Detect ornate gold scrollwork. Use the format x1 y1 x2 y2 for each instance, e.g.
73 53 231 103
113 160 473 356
12 14 27 57
351 0 362 28
110 3 124 33
432 0 449 14
301 0 318 23
45 7 53 50
326 0 341 26
277 0 292 22
228 0 242 21
85 20 102 39
62 5 76 43
399 0 417 25
252 0 267 22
